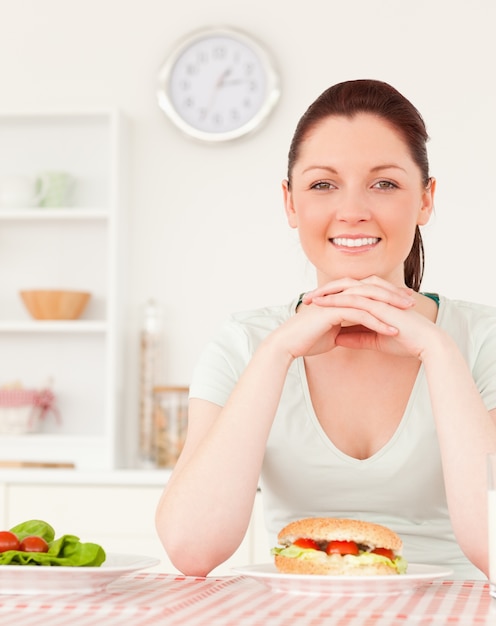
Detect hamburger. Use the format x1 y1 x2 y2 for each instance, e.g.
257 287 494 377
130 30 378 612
271 517 407 576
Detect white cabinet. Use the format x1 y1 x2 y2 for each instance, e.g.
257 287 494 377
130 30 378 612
3 483 171 573
0 111 128 469
0 479 267 575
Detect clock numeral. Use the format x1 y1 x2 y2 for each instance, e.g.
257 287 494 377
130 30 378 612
179 80 190 91
198 108 208 120
183 96 195 109
230 109 240 121
196 51 208 64
186 63 198 76
212 113 223 126
212 45 226 60
249 80 258 92
244 62 255 75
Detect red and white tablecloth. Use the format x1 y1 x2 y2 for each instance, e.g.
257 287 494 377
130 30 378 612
0 573 494 625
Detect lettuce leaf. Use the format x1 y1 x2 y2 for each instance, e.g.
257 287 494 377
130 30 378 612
0 519 106 567
271 544 408 574
9 519 55 543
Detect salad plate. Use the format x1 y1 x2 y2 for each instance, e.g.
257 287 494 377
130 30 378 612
232 563 453 596
0 553 160 595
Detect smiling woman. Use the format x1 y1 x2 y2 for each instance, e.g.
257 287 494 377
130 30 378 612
155 79 496 581
282 112 433 290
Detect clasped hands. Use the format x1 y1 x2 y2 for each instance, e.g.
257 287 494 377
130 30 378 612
283 276 434 360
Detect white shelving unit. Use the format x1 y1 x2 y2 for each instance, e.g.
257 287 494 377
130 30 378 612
0 110 128 470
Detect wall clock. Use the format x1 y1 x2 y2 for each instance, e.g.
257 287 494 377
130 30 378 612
157 26 280 142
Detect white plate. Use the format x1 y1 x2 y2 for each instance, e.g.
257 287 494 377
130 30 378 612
0 553 160 595
232 563 453 596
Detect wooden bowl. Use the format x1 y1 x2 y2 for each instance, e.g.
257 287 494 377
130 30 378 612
20 290 91 320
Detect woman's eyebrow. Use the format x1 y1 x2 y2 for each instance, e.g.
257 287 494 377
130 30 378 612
370 164 407 173
300 163 408 175
301 165 339 175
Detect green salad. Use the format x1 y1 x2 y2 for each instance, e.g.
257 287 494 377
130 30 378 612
0 519 106 567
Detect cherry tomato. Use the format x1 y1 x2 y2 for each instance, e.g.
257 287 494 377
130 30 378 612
372 547 394 560
0 530 20 553
326 540 359 556
293 537 321 551
19 535 49 553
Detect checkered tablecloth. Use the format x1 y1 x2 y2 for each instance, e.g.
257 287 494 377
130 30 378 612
0 573 494 625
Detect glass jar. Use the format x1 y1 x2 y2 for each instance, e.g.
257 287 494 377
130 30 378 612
152 386 188 468
138 299 163 468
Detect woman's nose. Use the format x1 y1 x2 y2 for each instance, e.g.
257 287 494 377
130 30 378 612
335 189 371 222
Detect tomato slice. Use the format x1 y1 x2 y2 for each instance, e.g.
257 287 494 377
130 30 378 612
293 537 321 551
326 540 359 556
19 535 49 553
372 547 394 560
0 530 20 553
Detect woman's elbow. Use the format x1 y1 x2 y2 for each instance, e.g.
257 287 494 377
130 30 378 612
168 547 217 577
155 510 220 577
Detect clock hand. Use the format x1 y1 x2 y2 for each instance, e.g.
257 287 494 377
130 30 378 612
205 68 232 113
216 68 232 88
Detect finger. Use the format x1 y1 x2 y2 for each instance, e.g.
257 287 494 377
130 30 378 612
302 278 361 302
305 275 414 297
335 328 381 351
319 306 399 336
305 277 413 300
304 281 415 309
307 290 415 315
352 275 414 294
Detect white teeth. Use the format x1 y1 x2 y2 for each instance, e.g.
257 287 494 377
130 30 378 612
332 237 379 247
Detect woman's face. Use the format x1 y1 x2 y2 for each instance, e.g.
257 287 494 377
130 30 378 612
283 113 434 287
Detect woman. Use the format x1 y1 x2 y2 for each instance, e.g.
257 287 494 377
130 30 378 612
156 79 496 579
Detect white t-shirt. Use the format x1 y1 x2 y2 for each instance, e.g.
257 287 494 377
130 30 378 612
189 295 496 579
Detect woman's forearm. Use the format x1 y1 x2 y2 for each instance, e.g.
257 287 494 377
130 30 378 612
156 334 294 576
421 331 496 575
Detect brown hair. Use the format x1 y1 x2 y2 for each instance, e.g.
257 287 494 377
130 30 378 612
287 79 430 291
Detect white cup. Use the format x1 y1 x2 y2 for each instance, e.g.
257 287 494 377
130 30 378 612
488 453 496 597
0 174 47 208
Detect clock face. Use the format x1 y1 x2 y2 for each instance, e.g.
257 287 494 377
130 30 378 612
157 28 280 142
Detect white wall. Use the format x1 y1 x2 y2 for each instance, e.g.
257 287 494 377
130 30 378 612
2 0 495 465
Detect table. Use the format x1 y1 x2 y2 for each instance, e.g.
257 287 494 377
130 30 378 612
0 572 494 625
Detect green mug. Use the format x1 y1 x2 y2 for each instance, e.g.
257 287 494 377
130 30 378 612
37 171 74 208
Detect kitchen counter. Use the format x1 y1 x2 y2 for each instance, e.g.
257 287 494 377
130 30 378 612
0 468 173 486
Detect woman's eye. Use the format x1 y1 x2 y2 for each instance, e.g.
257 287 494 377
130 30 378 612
374 180 398 190
311 181 334 190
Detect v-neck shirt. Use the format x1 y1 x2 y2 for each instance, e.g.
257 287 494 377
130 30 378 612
189 295 496 579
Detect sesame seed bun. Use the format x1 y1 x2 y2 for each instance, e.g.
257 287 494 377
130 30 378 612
274 517 404 576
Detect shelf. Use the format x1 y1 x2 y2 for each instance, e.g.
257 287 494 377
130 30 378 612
0 111 115 209
0 208 108 220
0 320 107 333
0 468 173 486
0 434 114 471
